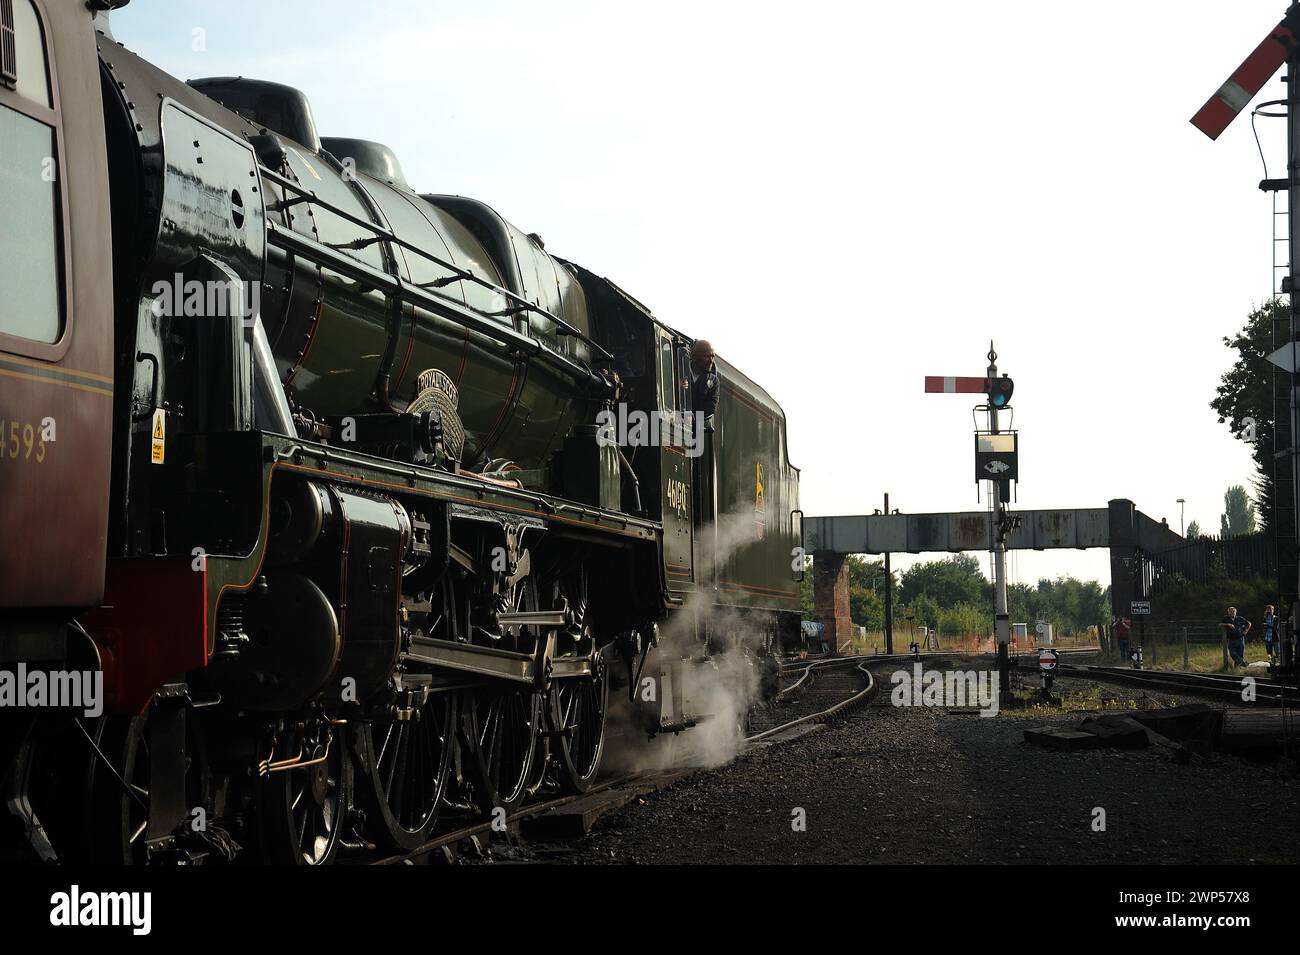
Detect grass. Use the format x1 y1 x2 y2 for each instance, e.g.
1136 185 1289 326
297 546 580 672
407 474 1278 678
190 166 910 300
1014 684 1143 717
1137 640 1273 675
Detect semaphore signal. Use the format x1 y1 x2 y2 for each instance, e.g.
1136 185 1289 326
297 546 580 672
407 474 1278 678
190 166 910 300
924 342 1019 702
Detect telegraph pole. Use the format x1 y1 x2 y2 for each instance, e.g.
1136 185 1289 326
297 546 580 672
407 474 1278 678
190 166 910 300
883 492 893 655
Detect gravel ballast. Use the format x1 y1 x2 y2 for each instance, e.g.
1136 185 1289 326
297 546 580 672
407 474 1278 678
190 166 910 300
530 664 1299 865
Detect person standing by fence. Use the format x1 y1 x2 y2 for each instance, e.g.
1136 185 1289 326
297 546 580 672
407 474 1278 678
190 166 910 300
1220 606 1250 667
1115 615 1131 663
1263 604 1278 665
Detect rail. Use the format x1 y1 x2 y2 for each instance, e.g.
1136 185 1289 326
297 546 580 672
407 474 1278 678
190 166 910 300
1057 663 1297 706
749 662 875 743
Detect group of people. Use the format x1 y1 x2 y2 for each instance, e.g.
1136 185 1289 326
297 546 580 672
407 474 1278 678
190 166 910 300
1112 605 1285 668
1220 604 1283 668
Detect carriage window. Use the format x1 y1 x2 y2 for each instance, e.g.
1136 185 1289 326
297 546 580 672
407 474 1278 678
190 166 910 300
0 0 62 345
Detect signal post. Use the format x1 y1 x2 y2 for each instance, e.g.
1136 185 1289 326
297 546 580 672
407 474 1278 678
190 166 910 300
924 344 1018 701
1192 1 1300 675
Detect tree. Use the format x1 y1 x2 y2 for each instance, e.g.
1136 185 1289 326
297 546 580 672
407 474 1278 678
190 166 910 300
845 557 895 629
1186 520 1202 540
908 594 940 632
805 552 1109 636
1220 484 1258 538
1006 576 1109 635
898 554 987 608
1211 300 1281 533
936 602 986 637
1006 582 1040 623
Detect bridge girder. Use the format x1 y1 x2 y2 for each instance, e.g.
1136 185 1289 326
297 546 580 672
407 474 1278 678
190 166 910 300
802 499 1182 652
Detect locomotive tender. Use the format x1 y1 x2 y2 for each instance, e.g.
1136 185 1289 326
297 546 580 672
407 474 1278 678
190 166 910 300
0 0 800 863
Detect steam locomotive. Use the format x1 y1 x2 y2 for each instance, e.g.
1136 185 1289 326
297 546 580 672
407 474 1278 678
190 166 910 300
0 0 800 863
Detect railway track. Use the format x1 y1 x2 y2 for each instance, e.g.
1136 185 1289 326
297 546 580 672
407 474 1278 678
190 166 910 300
367 648 1260 863
1056 663 1298 706
369 656 878 864
747 658 875 740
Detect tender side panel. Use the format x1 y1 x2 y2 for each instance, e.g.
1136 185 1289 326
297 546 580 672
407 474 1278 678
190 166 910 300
713 357 800 613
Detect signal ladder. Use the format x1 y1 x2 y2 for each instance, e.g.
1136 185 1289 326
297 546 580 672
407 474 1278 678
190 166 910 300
1261 166 1299 615
1270 184 1289 297
1254 96 1299 612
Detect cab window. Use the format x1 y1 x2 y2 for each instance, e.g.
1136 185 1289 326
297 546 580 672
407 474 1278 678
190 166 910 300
658 335 676 412
0 0 63 346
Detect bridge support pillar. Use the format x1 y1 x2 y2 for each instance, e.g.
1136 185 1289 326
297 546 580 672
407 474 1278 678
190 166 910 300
813 553 854 653
1107 499 1143 620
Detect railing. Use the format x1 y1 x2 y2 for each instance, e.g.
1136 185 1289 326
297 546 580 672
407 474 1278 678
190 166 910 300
1139 622 1228 644
1148 533 1276 593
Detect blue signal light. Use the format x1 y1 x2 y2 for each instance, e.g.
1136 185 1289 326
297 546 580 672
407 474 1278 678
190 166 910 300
988 376 1014 408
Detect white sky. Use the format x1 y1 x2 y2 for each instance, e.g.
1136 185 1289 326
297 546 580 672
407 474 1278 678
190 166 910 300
111 0 1292 588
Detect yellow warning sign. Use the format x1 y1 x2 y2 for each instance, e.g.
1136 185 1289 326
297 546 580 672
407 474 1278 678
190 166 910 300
754 461 765 513
150 408 166 464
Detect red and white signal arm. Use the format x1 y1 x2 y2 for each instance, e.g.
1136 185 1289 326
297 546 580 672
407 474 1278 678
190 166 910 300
1038 648 1059 671
1191 8 1300 140
924 376 989 394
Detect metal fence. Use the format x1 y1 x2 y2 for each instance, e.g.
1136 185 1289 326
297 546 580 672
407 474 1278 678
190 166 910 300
1118 620 1243 669
1148 533 1276 592
1138 621 1227 645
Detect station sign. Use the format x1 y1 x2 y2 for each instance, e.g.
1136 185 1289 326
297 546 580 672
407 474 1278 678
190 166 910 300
1130 600 1151 616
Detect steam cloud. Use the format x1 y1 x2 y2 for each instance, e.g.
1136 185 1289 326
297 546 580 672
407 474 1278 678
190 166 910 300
602 509 781 773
